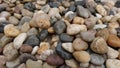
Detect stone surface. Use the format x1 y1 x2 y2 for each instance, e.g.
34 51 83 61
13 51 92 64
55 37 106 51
62 43 74 53
13 33 27 49
73 38 88 51
73 17 84 24
31 46 39 55
38 29 48 41
53 20 66 34
90 54 105 65
106 59 120 68
46 54 64 66
8 16 19 25
65 11 75 22
80 62 89 68
4 24 20 37
20 44 33 53
90 37 108 54
65 59 78 68
41 4 50 13
0 55 6 65
19 16 31 26
21 9 33 17
21 22 30 33
73 51 90 63
27 28 38 36
60 33 73 42
96 5 107 16
43 62 55 68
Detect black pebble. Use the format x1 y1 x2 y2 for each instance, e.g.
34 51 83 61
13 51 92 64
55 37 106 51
0 21 8 33
60 33 74 42
24 2 36 12
75 1 86 7
38 30 48 41
49 2 59 8
68 5 76 12
115 1 120 8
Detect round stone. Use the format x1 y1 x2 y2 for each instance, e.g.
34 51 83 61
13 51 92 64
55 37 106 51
62 43 74 53
60 33 73 42
38 29 48 41
20 44 33 53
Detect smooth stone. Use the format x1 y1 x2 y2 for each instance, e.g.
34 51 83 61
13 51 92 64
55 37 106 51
49 2 59 8
6 59 20 68
19 16 31 26
0 35 13 47
93 24 107 29
89 64 105 68
4 24 20 37
96 5 107 16
3 43 18 61
14 13 22 19
85 17 96 29
73 38 88 51
26 59 42 68
62 1 70 8
41 4 50 13
73 51 90 63
96 28 110 41
24 2 36 12
106 59 120 68
115 1 120 8
43 62 55 68
21 22 30 33
31 46 39 55
20 44 33 53
56 42 72 60
62 43 74 53
65 59 78 68
77 5 90 18
38 29 48 41
13 33 27 49
80 30 96 42
67 24 81 35
27 28 38 36
19 53 37 63
0 11 11 19
53 20 66 34
65 11 76 22
68 5 76 12
108 34 120 47
8 16 19 25
73 17 85 24
17 63 26 68
107 47 119 59
90 54 105 65
21 9 33 17
60 33 73 42
91 37 108 54
25 35 39 47
80 62 89 68
0 55 6 65
46 54 64 66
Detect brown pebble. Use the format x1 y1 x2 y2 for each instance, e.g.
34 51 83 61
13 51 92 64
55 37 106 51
20 44 33 53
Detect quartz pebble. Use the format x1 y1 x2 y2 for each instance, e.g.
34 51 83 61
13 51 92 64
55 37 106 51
96 5 107 16
62 43 74 53
106 59 120 68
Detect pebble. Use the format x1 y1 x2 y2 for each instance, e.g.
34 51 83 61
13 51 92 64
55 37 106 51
41 4 50 13
8 16 19 25
65 11 75 22
73 38 88 51
26 59 42 68
106 59 120 68
46 54 64 66
47 27 54 33
108 34 120 47
85 17 96 29
68 5 76 12
3 43 18 61
90 37 108 54
53 20 66 34
14 13 22 19
43 62 55 68
0 11 11 19
89 64 105 68
21 22 30 33
24 2 36 12
115 1 120 8
107 47 119 59
62 43 74 53
25 35 40 47
73 51 90 63
96 28 110 41
67 24 82 35
73 17 85 24
20 44 33 53
17 63 26 68
31 46 39 55
4 24 20 37
60 33 73 42
21 9 33 17
90 54 105 65
0 55 6 65
62 1 70 8
65 59 78 68
13 33 27 49
80 29 96 42
80 62 89 68
77 5 90 18
19 16 31 26
27 28 38 36
56 42 72 60
96 5 107 16
19 53 37 63
93 24 107 29
37 42 50 54
38 29 48 41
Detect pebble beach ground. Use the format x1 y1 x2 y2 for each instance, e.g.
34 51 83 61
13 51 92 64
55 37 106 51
0 0 120 68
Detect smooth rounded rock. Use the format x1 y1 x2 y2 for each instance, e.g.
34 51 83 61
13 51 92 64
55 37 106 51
62 43 74 53
60 33 74 42
65 59 78 68
106 59 120 68
20 44 33 53
38 29 48 41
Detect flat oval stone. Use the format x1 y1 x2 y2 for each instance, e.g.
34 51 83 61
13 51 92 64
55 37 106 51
38 29 48 41
56 42 72 60
60 33 74 42
90 54 105 65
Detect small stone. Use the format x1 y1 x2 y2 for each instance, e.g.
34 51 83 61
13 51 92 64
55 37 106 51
62 1 70 8
26 59 42 68
25 35 40 47
85 17 96 29
115 1 120 8
96 28 110 41
6 59 20 68
38 29 48 41
96 5 107 16
20 44 33 53
80 62 89 68
73 51 90 63
93 24 107 29
73 17 85 24
56 42 72 60
4 24 20 37
37 0 46 5
73 38 88 51
41 4 50 13
47 27 54 33
21 22 30 33
65 11 75 22
77 6 90 18
106 59 120 68
68 5 76 12
43 62 55 68
0 55 6 65
27 28 38 36
90 37 108 54
65 59 78 68
108 34 120 47
0 11 11 19
90 54 105 65
0 35 13 47
14 13 22 19
8 16 19 25
60 33 73 42
37 42 50 54
62 43 74 53
19 16 31 26
17 63 26 68
46 54 64 66
13 33 27 49
108 22 119 29
80 29 96 42
3 43 18 61
21 9 33 17
89 64 105 68
53 20 66 34
49 2 59 8
19 53 37 63
24 2 36 12
107 47 119 59
31 46 39 55
67 24 82 35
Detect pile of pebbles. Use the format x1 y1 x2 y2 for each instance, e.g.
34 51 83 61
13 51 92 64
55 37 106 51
0 0 120 68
